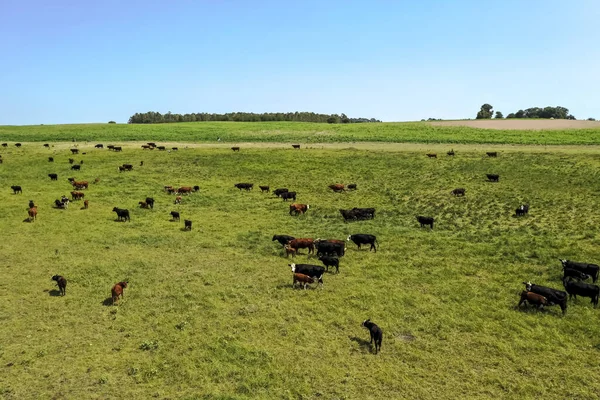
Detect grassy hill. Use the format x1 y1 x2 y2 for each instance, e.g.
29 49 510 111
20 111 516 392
3 120 600 144
1 143 600 398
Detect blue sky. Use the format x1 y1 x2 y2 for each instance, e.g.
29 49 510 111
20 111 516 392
1 0 598 124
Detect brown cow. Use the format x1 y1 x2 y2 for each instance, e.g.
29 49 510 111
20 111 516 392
293 273 315 290
70 191 85 200
28 206 37 221
518 291 547 309
83 200 89 209
139 201 149 209
71 180 88 189
174 196 182 204
284 244 297 258
111 281 128 305
289 203 309 216
328 184 345 192
177 186 193 195
288 238 314 254
426 153 437 158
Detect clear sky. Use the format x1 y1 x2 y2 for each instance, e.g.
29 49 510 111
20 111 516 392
1 0 599 124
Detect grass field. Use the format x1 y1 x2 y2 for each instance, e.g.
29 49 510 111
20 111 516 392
3 120 600 145
1 142 600 399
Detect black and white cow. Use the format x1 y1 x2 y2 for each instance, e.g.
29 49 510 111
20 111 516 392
515 204 529 216
289 263 325 285
523 281 567 314
560 259 599 283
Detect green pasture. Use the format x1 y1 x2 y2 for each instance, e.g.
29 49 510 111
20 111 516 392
0 143 600 399
2 121 600 144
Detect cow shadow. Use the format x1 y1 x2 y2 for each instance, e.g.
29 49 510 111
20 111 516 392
349 336 372 352
180 227 191 231
113 219 126 223
102 297 114 306
23 218 33 223
48 289 62 297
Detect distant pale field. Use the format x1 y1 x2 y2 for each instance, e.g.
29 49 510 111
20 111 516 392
430 119 600 130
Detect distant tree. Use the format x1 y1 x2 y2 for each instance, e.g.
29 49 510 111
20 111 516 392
476 104 494 119
326 116 337 124
567 114 576 120
108 120 116 124
340 113 350 124
494 111 503 119
515 110 525 118
506 113 516 119
588 117 596 121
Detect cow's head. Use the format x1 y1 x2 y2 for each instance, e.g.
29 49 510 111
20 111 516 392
362 319 370 327
289 263 296 272
523 281 533 291
306 205 310 210
559 259 568 267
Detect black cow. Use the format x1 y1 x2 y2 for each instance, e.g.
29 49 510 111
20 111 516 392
560 259 599 283
54 199 68 209
70 148 78 154
281 192 297 201
15 143 21 147
362 319 383 354
122 164 133 171
11 185 22 194
273 188 289 197
48 157 54 162
68 158 74 164
95 144 103 148
523 282 568 314
43 143 50 148
171 211 180 221
515 204 529 216
107 145 115 150
234 183 253 191
28 200 35 208
51 275 67 296
172 147 178 151
315 241 345 257
48 173 58 181
184 220 192 230
447 150 455 156
563 277 599 307
272 235 295 247
347 234 377 252
486 174 499 182
1 143 6 147
563 268 590 281
71 164 81 170
451 188 466 196
416 216 434 229
157 146 166 151
114 146 122 152
353 207 375 219
289 263 325 285
145 197 155 209
318 255 340 273
193 186 200 192
112 207 130 222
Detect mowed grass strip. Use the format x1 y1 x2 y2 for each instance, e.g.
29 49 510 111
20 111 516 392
1 145 600 399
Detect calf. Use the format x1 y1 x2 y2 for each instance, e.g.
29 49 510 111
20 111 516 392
486 174 499 182
231 146 240 152
347 234 377 252
48 173 58 181
517 291 547 309
145 197 155 209
112 207 130 222
515 204 529 216
174 196 182 205
48 157 54 162
11 185 22 194
451 188 465 196
234 183 253 191
289 263 325 285
293 273 315 290
284 244 297 258
486 151 497 157
28 200 35 209
560 259 599 283
281 191 297 201
272 235 295 247
288 238 314 254
84 199 89 209
51 275 67 296
329 184 345 192
426 153 437 158
193 186 200 192
563 277 599 306
259 185 270 193
362 319 383 354
111 281 128 305
28 206 37 221
184 220 192 230
71 164 81 171
289 203 309 215
139 201 149 209
273 188 289 197
416 216 434 229
318 255 339 273
347 183 357 190
523 282 568 314
170 211 180 221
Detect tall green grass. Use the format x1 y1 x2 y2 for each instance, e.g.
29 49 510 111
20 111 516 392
2 121 600 144
1 145 600 399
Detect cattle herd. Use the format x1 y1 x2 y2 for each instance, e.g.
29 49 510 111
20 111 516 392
2 142 598 358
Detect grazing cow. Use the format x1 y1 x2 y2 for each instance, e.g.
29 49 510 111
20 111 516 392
560 259 600 283
486 151 497 157
166 187 177 194
28 206 37 221
177 186 193 195
107 145 115 150
184 220 192 230
289 203 309 215
141 145 151 149
174 195 182 205
147 142 156 147
48 157 54 162
15 143 21 147
517 291 547 309
71 191 85 200
48 173 58 181
347 234 377 252
292 144 301 149
293 273 315 289
71 180 88 189
234 183 253 191
112 207 130 222
272 235 295 247
318 255 340 273
523 282 568 314
70 148 78 154
347 183 357 190
273 188 289 197
289 263 325 285
28 200 35 208
170 211 180 221
164 185 173 192
55 199 66 209
52 275 67 296
84 200 89 209
11 185 22 194
71 164 81 171
79 160 84 164
193 186 200 192
447 149 455 156
329 184 345 192
231 147 240 152
95 144 103 148
281 191 297 201
315 240 345 257
563 277 599 307
1 143 7 147
362 319 383 354
157 146 166 151
486 174 499 182
140 161 144 166
139 201 149 209
288 238 315 254
426 153 437 158
118 166 126 172
43 143 50 148
451 188 466 196
172 147 178 151
259 185 270 193
284 244 297 258
111 281 128 305
515 204 529 216
68 158 74 164
416 216 434 229
114 146 122 152
563 268 590 281
145 197 154 209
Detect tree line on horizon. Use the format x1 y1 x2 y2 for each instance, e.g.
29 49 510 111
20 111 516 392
475 104 579 120
128 111 381 124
